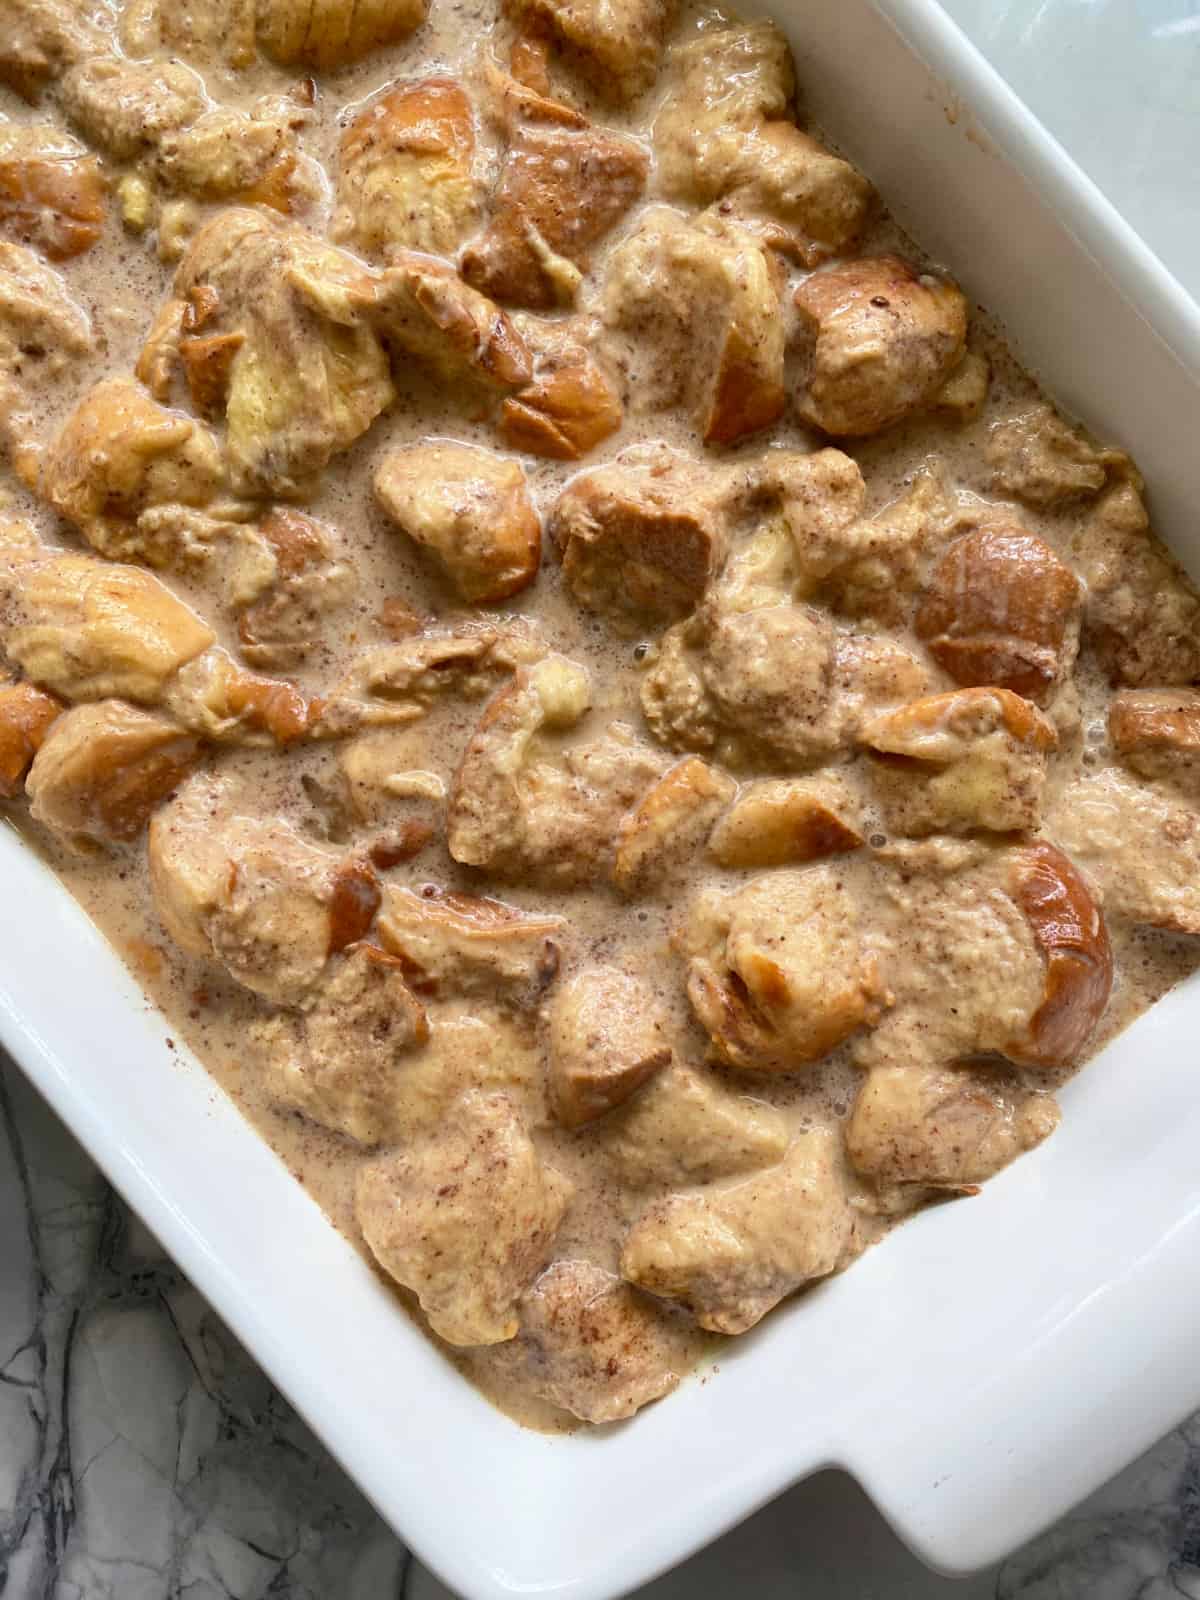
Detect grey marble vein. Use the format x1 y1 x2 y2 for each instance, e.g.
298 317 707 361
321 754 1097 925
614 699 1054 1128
2 1052 1200 1600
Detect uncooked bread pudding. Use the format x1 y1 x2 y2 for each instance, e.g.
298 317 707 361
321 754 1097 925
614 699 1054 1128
1 0 1198 1430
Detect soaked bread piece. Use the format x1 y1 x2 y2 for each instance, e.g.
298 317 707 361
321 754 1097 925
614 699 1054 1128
447 656 665 886
594 1058 789 1188
707 774 863 869
486 1261 688 1423
1050 768 1200 936
498 327 622 459
1072 473 1200 687
0 677 60 795
251 943 429 1145
655 20 871 258
603 207 786 446
987 404 1127 508
26 699 200 847
334 78 479 260
148 773 373 1003
794 256 970 437
463 106 647 308
504 0 676 100
612 755 734 893
356 1090 572 1345
375 440 541 604
1108 689 1200 795
377 883 564 1005
550 443 730 627
545 966 671 1127
166 209 394 498
257 0 428 67
0 549 216 704
621 1126 860 1334
914 525 1082 705
41 376 226 562
847 1063 1060 1196
0 123 105 259
679 867 887 1072
861 687 1057 836
0 0 104 98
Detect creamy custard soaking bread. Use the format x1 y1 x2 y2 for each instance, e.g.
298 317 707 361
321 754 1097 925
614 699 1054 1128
0 0 1197 1432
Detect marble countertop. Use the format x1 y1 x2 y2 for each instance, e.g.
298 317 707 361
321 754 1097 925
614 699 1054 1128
3 4 1199 1597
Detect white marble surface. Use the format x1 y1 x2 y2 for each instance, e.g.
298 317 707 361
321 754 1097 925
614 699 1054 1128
3 4 1200 1598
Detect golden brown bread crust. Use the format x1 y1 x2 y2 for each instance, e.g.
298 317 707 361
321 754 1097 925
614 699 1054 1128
25 700 200 844
499 342 622 459
1108 689 1200 790
914 526 1082 705
0 679 60 797
327 858 382 955
707 778 864 869
794 255 967 437
680 869 889 1072
374 441 542 604
335 78 478 259
461 117 647 310
549 445 729 626
864 685 1058 754
1006 841 1112 1069
0 125 106 259
612 756 734 893
365 251 533 392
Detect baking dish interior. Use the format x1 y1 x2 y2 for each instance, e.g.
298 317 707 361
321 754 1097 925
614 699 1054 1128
3 1 1200 1597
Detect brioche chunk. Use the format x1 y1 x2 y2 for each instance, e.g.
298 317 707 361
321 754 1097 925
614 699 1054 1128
708 775 863 869
489 1261 687 1422
596 1059 788 1188
1073 474 1200 687
257 0 428 67
621 1126 859 1333
169 209 394 497
41 377 225 562
252 944 429 1144
1109 689 1200 794
504 0 676 100
463 110 647 309
794 256 969 437
149 774 359 1003
915 526 1082 705
612 756 735 892
987 405 1126 508
447 656 665 886
0 124 105 259
847 1064 1060 1194
356 1090 572 1345
0 678 60 796
680 868 887 1072
375 441 541 604
862 688 1057 835
1051 769 1200 936
499 332 622 459
1003 841 1112 1069
655 21 871 257
550 444 730 627
603 208 786 446
378 884 564 1006
26 700 199 846
334 79 478 260
546 966 671 1127
0 550 215 705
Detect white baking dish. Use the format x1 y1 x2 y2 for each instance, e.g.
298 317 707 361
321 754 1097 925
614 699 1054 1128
4 2 1200 1596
